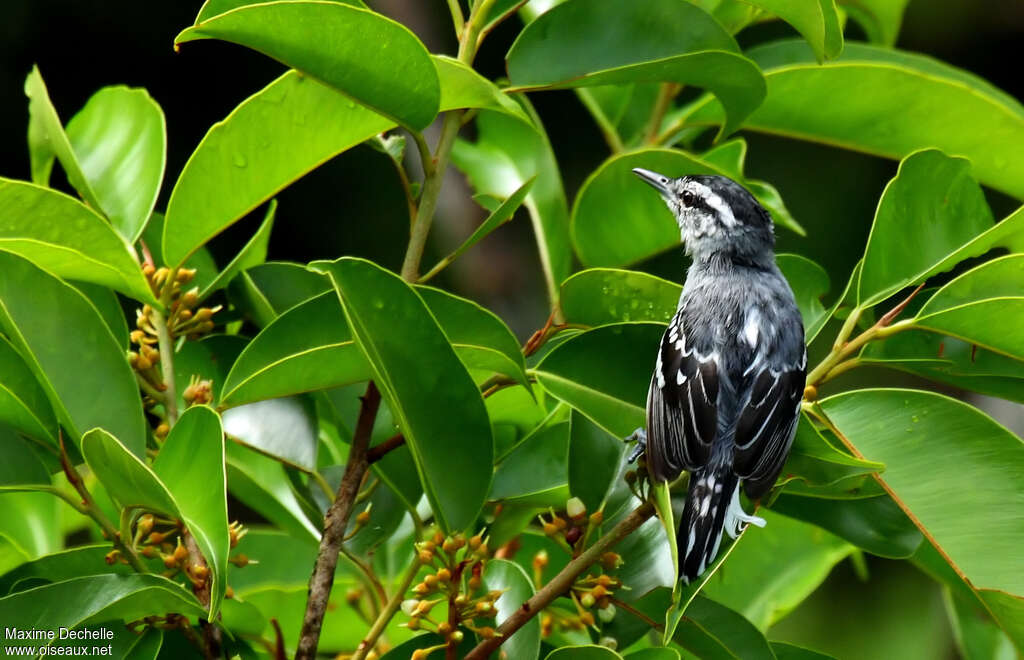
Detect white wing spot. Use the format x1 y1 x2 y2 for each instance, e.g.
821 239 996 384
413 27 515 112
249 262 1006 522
677 369 686 385
742 308 760 348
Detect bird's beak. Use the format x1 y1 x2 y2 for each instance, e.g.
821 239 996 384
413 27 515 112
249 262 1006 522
632 168 672 198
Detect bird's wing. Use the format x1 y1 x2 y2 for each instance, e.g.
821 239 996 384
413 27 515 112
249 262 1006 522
732 355 805 499
645 314 719 482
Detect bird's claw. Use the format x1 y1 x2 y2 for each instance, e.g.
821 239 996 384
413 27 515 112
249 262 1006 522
626 427 647 464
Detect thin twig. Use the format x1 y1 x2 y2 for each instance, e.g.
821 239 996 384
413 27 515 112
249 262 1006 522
610 596 664 631
296 381 381 660
643 83 680 145
464 502 655 660
367 433 406 464
351 557 422 660
150 308 179 425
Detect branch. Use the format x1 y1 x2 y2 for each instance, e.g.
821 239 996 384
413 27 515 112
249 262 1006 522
296 381 381 660
366 433 405 464
464 501 655 660
150 307 178 425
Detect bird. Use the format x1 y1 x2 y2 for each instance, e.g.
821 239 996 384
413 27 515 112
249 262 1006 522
630 168 806 583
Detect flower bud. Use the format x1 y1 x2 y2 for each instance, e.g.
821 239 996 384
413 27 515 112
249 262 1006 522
436 568 451 583
598 636 618 650
532 550 549 570
566 497 586 520
407 617 420 631
580 612 595 626
449 630 464 643
437 622 452 636
155 423 169 439
589 510 604 525
600 552 623 570
597 603 616 623
400 599 419 616
580 592 595 608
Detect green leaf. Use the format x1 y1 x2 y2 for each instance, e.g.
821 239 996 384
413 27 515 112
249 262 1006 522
433 55 531 123
196 0 367 23
839 0 910 45
312 257 493 532
944 587 1017 660
700 509 851 630
451 108 571 311
0 492 59 563
76 282 130 349
162 71 393 266
772 493 921 558
771 641 836 660
416 286 529 388
199 199 275 299
625 647 681 660
534 323 660 438
914 255 1024 361
0 336 57 443
222 396 318 471
0 179 157 304
746 0 843 62
859 150 993 306
175 1 439 130
506 0 765 137
571 149 802 267
484 560 540 660
0 545 135 596
64 86 167 242
152 406 229 617
82 429 177 516
491 422 569 507
0 252 146 456
0 574 204 649
568 410 627 513
675 595 777 659
561 268 680 327
779 414 884 497
0 432 51 489
546 646 622 660
220 292 370 408
228 261 331 328
422 176 535 281
821 389 1024 597
225 441 319 543
777 254 830 342
687 41 1024 199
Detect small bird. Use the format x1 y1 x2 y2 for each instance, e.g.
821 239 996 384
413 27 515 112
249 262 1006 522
631 169 806 583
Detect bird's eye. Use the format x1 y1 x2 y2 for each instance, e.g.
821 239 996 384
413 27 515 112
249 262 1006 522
681 190 695 207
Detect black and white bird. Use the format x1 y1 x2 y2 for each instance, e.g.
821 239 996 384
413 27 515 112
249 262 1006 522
631 169 806 583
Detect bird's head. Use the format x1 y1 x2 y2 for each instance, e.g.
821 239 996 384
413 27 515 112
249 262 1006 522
632 169 774 263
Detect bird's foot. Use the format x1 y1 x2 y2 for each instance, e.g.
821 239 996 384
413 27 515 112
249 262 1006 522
626 428 647 464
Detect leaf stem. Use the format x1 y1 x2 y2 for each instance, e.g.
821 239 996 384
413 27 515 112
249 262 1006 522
463 501 655 660
351 556 422 660
644 83 680 145
296 381 381 660
446 0 465 39
150 308 179 426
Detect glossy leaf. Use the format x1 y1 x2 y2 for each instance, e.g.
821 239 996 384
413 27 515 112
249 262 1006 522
771 641 837 660
0 252 146 456
0 432 51 488
220 292 370 408
491 422 569 506
507 0 765 137
821 389 1024 596
560 268 680 327
0 492 59 565
451 108 571 310
175 1 439 130
152 406 229 616
196 0 367 23
780 414 884 497
484 560 540 660
700 509 851 629
163 71 393 266
433 55 530 123
625 650 680 660
229 261 331 328
222 396 318 471
76 282 130 349
0 335 57 442
944 587 1017 660
747 0 843 62
675 595 777 659
534 323 660 437
313 257 493 532
571 149 802 267
568 410 627 512
777 254 830 341
840 0 910 45
915 255 1024 360
416 286 529 387
772 493 921 558
0 575 204 649
0 179 156 304
199 199 275 299
225 441 319 543
0 545 135 596
687 41 1024 199
859 150 993 306
65 85 167 242
546 647 621 660
82 429 177 515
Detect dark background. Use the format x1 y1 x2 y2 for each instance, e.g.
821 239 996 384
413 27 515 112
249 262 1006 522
2 2 1022 658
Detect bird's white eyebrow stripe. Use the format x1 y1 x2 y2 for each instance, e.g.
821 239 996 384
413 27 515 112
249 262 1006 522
687 181 737 227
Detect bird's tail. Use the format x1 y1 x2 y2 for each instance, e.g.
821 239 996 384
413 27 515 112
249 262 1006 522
677 467 765 583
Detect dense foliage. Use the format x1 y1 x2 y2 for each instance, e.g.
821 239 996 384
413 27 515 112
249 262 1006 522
0 1 1022 659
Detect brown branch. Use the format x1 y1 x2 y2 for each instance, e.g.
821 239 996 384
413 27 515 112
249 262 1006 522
464 501 655 660
366 433 405 464
296 381 381 660
183 529 222 657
